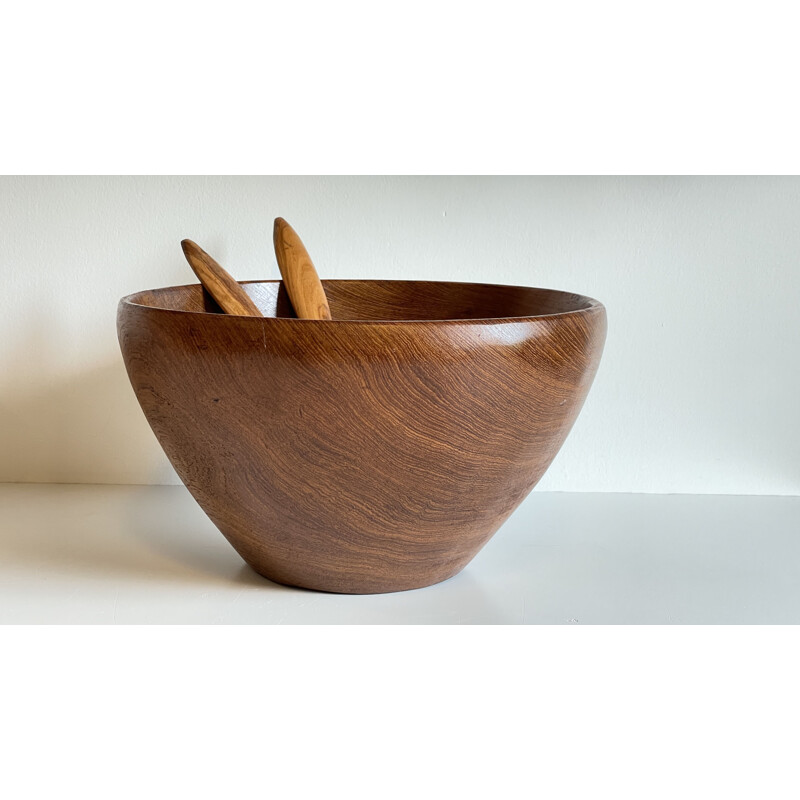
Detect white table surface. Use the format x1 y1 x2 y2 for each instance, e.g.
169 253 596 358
1 483 798 624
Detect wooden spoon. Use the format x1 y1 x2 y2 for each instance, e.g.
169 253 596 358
181 239 262 317
273 217 332 320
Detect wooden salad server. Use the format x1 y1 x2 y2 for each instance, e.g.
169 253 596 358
181 239 263 317
273 217 332 320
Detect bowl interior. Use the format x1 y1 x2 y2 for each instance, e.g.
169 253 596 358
125 279 599 322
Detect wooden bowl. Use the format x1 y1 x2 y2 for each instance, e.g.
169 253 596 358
117 280 606 593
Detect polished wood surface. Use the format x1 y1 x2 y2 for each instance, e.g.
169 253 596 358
118 280 606 593
272 217 332 320
180 239 263 317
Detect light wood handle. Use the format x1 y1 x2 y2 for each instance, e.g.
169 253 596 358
273 218 332 320
181 239 263 317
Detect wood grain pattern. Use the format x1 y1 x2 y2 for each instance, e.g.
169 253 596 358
117 280 606 593
181 239 263 317
272 218 332 320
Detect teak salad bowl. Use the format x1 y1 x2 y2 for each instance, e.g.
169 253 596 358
117 279 606 593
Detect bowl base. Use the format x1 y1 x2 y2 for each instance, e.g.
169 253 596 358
244 559 469 595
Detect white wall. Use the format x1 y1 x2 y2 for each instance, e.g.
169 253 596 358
1 176 798 494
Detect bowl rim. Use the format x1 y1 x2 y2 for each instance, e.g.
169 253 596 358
119 278 605 325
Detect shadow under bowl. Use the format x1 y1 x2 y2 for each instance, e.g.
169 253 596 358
117 279 606 593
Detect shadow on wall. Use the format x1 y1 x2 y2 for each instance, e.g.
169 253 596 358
1 290 797 495
0 356 176 485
